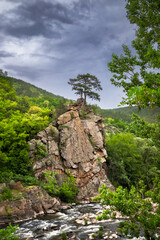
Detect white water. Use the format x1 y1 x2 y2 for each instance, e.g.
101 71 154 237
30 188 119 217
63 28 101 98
15 203 123 240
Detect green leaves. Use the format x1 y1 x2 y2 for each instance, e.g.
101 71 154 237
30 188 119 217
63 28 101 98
0 224 19 240
108 0 160 108
96 179 160 239
106 132 160 188
42 170 78 203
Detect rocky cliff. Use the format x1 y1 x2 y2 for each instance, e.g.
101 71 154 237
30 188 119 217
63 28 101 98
29 106 113 202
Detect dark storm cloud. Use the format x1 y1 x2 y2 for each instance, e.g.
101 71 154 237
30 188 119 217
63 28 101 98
5 64 43 80
0 0 73 38
0 0 90 39
0 50 14 58
1 0 136 108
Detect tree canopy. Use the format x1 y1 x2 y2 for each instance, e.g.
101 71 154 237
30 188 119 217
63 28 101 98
108 0 160 108
68 73 102 104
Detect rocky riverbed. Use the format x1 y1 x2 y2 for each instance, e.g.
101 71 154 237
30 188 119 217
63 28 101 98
15 202 124 240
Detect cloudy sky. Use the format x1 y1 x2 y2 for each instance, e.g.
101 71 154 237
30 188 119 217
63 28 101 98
0 0 136 109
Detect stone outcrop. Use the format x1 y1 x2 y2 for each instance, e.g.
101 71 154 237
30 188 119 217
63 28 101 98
29 106 114 202
0 186 61 225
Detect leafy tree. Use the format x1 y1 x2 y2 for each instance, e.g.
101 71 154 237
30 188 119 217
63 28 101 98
94 178 160 240
68 73 102 104
108 0 160 108
106 133 142 187
0 69 8 77
106 133 160 188
129 113 160 147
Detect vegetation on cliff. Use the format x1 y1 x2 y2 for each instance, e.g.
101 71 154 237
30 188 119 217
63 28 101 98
0 75 69 185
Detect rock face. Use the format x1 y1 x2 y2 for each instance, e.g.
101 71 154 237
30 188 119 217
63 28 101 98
0 186 61 225
29 107 114 202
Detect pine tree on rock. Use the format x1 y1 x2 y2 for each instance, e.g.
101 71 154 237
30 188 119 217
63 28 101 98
68 73 102 104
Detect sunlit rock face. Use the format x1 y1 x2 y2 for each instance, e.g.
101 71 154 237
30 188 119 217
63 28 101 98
29 106 114 202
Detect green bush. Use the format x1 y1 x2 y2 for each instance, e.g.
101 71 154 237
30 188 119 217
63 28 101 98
61 232 67 240
0 171 14 183
0 224 19 240
12 174 38 187
94 177 160 240
42 171 59 196
34 140 48 160
58 171 78 203
0 187 13 202
42 170 78 203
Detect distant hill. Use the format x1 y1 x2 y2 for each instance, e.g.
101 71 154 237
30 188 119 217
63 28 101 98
7 76 160 123
98 106 160 123
9 77 66 100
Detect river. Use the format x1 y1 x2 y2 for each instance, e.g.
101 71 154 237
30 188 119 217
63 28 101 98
16 202 125 240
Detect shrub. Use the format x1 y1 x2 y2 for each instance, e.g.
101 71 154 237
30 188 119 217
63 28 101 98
0 187 13 202
58 171 78 203
0 171 14 183
0 224 19 240
12 174 38 187
42 171 59 196
34 140 48 160
61 232 67 240
42 170 78 203
94 177 160 240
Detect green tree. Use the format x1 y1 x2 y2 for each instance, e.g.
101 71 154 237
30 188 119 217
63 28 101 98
68 73 102 104
108 0 160 108
129 113 160 146
106 132 160 188
94 178 160 240
106 133 142 187
0 69 8 77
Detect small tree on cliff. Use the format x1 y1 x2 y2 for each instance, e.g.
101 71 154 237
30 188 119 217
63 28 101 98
68 73 102 104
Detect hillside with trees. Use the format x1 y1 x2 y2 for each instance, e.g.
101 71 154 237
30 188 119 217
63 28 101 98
0 0 160 239
98 106 160 123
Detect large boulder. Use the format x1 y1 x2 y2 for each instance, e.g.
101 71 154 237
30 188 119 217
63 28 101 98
0 186 61 225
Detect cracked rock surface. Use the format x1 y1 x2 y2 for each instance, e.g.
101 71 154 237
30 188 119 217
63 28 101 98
29 107 114 202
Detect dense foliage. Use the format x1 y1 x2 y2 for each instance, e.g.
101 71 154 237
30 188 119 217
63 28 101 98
42 170 78 203
0 76 69 184
108 0 160 108
106 132 160 188
97 1 160 238
95 178 160 240
0 224 19 240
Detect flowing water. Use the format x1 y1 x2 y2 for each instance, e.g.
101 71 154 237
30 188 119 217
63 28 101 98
16 203 125 240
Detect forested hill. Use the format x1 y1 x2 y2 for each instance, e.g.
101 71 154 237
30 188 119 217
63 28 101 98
5 76 160 123
9 76 66 100
98 106 160 123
